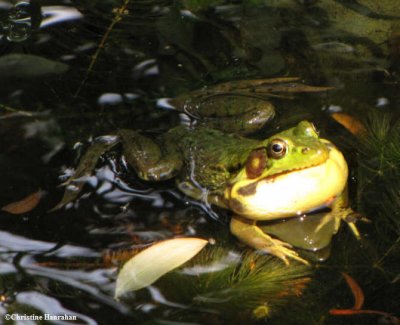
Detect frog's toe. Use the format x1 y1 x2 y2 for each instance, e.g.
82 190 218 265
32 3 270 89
272 238 293 248
287 251 309 265
342 210 369 240
264 245 309 265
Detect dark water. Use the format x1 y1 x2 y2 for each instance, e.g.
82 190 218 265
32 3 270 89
0 1 399 324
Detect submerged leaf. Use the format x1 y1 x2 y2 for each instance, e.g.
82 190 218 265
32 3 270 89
329 272 399 321
331 112 366 136
2 190 43 214
115 237 208 298
342 272 364 310
0 54 68 80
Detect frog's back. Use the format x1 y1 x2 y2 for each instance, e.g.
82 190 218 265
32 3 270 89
166 126 257 166
165 126 259 191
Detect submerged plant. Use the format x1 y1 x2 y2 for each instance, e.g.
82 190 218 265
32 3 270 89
355 111 400 279
190 250 311 312
357 112 400 238
127 246 312 322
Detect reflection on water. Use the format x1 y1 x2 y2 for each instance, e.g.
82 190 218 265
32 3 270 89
5 2 33 42
0 0 399 324
1 2 82 43
40 6 83 29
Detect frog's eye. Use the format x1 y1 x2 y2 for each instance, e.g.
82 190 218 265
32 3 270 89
268 139 287 159
246 148 267 179
307 122 319 137
311 122 317 133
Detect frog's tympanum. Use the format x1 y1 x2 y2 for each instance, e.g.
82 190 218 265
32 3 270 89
56 78 361 265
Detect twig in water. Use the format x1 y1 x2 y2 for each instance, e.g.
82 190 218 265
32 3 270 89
75 0 130 97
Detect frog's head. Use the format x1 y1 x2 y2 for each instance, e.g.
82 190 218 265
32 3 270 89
254 120 328 176
225 121 348 219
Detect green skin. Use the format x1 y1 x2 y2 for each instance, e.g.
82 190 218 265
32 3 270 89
56 80 360 265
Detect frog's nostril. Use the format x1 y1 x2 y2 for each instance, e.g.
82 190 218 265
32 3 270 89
302 147 310 154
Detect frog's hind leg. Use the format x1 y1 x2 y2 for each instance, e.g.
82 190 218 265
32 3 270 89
51 135 120 211
230 216 309 265
118 129 183 181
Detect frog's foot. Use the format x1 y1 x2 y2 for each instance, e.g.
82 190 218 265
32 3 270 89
263 239 310 266
51 136 120 211
342 209 371 240
230 216 309 266
316 206 370 240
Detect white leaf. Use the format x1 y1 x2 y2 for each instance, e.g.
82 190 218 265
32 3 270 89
115 237 208 298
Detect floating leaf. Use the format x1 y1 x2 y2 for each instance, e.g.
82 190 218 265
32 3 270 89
2 190 43 214
115 237 208 298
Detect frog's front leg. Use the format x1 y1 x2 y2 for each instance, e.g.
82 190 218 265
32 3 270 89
230 216 309 265
118 129 182 181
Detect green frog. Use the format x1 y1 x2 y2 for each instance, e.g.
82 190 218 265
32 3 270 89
55 78 361 265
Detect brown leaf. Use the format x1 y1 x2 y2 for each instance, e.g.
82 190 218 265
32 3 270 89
331 113 367 136
254 83 335 94
210 77 301 92
342 272 364 310
329 272 399 321
2 190 43 214
330 309 395 317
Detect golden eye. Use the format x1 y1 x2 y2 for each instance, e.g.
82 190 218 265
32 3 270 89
268 139 287 159
246 148 267 179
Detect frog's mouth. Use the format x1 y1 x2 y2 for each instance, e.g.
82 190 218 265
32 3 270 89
263 142 337 180
226 144 348 220
261 163 325 183
232 144 335 196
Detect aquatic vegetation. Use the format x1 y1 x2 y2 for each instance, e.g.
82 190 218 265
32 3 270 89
357 112 400 241
122 246 311 322
330 110 400 279
75 0 130 96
